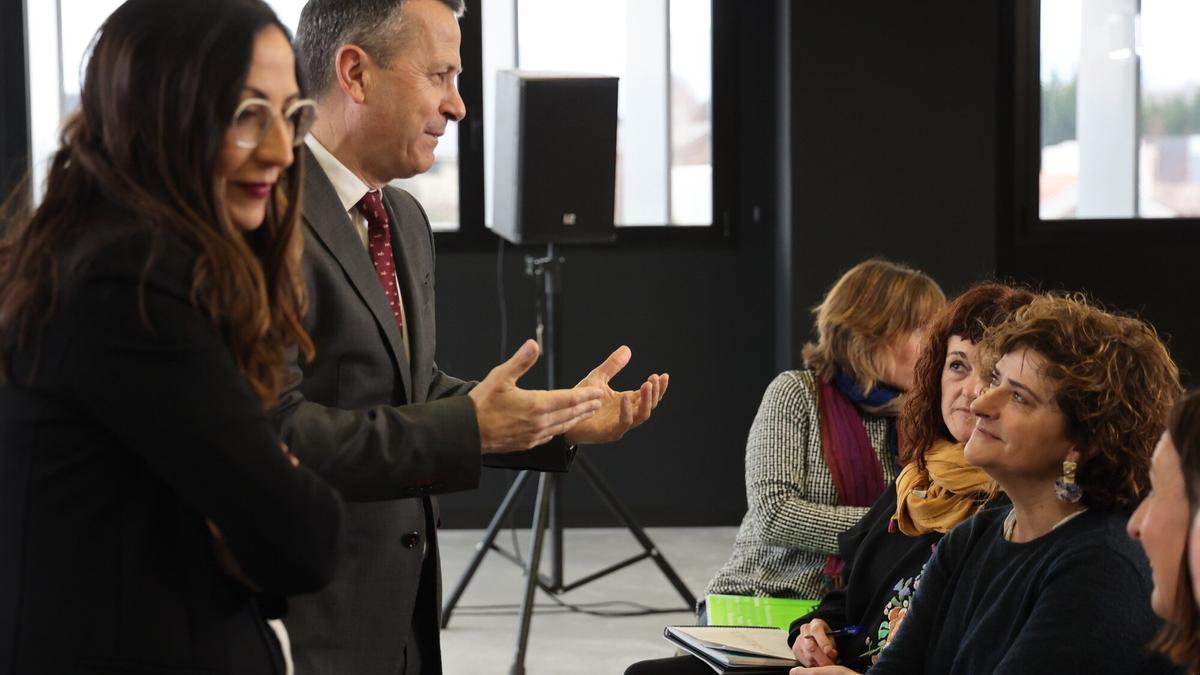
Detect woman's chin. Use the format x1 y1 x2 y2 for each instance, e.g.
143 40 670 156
1149 586 1172 621
228 205 267 232
963 437 990 468
947 422 974 446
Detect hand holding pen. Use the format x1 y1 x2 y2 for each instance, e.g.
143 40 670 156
806 625 862 640
792 618 862 667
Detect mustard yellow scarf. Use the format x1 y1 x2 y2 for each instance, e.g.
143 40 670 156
893 439 996 536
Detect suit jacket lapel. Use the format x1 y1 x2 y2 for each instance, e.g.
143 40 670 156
302 149 412 401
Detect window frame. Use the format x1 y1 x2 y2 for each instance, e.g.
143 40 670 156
1007 0 1200 241
436 0 737 251
1 0 29 204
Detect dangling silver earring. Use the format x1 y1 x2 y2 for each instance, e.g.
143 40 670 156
1054 460 1082 503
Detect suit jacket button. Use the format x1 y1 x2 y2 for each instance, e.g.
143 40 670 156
403 531 421 549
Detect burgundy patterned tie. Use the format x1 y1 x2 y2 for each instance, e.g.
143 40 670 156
356 190 404 333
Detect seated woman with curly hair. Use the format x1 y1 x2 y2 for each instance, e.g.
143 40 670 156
795 295 1183 674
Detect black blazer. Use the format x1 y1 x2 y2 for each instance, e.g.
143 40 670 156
274 149 573 675
0 214 343 674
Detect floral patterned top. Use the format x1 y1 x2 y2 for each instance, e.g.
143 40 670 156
866 562 927 664
788 486 968 671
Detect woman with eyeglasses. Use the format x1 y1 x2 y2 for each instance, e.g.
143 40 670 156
0 0 341 672
793 295 1182 674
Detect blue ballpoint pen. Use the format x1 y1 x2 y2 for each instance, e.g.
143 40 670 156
803 624 863 640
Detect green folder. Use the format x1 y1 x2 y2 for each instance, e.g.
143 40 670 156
705 594 819 631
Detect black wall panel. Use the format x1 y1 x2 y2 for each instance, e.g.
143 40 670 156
0 0 28 204
784 0 1000 361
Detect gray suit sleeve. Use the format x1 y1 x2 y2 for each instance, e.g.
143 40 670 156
273 355 576 502
272 358 484 502
425 365 474 401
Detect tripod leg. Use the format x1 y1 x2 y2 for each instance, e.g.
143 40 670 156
441 470 535 628
575 454 697 608
510 472 554 675
548 470 564 590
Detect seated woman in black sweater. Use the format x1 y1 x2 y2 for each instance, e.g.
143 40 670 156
1129 388 1200 672
795 295 1183 675
791 282 1033 669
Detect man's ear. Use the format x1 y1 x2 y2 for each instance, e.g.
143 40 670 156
334 44 371 104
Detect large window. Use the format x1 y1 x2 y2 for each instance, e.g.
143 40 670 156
1040 0 1200 219
28 0 457 227
27 0 713 233
483 0 712 228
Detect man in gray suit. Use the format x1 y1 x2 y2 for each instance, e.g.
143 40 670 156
276 0 669 673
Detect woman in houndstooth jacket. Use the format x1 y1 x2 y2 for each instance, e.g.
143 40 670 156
703 259 943 605
624 259 942 675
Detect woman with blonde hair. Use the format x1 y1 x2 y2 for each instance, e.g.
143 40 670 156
627 258 943 675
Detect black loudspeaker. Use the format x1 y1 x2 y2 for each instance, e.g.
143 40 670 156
493 70 618 245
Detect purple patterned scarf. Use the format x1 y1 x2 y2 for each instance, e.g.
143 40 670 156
816 375 898 586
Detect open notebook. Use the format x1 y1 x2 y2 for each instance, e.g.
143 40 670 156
663 625 798 674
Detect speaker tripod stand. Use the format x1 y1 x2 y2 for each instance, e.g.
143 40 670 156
440 243 696 675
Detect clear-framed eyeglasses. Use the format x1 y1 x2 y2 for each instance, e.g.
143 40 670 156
231 97 318 150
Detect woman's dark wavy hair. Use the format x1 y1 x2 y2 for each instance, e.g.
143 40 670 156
977 294 1181 512
900 283 1037 468
0 0 313 406
1152 389 1200 672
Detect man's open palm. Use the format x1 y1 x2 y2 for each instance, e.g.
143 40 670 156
564 346 669 446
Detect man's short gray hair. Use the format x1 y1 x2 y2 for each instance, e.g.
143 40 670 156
296 0 465 97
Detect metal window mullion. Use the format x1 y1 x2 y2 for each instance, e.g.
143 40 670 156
665 0 674 225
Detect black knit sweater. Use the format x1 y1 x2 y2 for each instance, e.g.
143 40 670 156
866 506 1180 674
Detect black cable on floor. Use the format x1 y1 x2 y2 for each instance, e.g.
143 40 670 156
450 597 689 618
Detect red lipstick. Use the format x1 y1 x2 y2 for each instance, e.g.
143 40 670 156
235 182 273 199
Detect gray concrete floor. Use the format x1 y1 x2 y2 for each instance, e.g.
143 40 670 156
438 526 738 674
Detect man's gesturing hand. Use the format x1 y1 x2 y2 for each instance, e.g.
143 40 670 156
563 345 669 446
468 339 604 452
